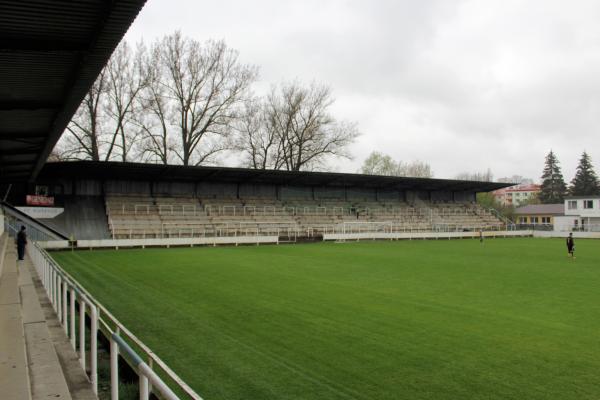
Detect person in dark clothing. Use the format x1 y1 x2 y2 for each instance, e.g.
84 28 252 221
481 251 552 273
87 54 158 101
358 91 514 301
17 226 27 261
566 232 575 258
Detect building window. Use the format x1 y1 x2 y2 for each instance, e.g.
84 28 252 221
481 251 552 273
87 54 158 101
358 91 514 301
584 200 594 209
541 217 550 224
519 217 527 224
531 217 539 224
568 200 577 210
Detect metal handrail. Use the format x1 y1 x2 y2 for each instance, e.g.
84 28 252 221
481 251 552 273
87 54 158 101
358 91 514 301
28 243 203 400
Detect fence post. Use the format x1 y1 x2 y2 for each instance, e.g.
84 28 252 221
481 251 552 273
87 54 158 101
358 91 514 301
148 358 153 395
44 260 49 295
47 264 51 302
140 373 149 400
62 281 68 333
91 305 98 394
52 269 57 311
57 276 62 322
79 298 86 370
110 331 119 400
70 288 76 350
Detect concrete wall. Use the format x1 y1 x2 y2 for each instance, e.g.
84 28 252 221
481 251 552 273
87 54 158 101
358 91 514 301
197 182 238 198
431 190 453 202
533 231 600 239
324 230 533 241
239 184 277 198
377 189 403 201
153 181 195 196
39 235 279 249
280 185 312 199
39 196 110 240
22 176 481 205
74 179 102 196
105 180 151 195
314 186 345 200
346 187 376 201
453 191 476 202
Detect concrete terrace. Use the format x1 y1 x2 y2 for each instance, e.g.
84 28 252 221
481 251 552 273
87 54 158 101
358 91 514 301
0 233 96 400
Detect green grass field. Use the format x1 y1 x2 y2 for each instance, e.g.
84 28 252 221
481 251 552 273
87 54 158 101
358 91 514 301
51 238 600 400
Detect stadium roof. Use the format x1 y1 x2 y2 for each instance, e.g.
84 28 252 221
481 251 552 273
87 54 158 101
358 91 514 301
565 195 600 199
38 161 513 192
0 0 147 184
514 204 564 215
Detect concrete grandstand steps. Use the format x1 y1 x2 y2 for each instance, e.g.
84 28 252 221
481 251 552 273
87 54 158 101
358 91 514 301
104 196 506 239
27 262 96 400
0 236 31 400
0 235 96 400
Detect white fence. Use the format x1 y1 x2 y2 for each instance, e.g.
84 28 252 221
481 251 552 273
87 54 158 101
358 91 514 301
324 230 533 241
27 243 203 400
532 231 600 239
37 235 279 250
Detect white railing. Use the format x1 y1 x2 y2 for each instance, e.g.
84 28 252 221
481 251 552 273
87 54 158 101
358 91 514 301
107 219 511 240
324 230 534 241
27 243 203 400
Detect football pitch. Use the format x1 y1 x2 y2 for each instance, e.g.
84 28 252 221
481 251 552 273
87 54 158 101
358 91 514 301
51 238 600 400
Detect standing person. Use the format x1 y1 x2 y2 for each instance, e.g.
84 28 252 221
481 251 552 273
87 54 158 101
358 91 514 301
566 232 575 258
479 229 484 243
16 225 27 261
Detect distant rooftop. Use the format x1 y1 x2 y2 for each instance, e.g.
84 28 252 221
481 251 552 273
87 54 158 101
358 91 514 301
514 204 564 215
494 184 541 194
565 195 600 200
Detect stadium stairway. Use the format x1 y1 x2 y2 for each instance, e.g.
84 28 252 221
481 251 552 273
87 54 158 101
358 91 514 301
0 233 97 400
40 196 111 240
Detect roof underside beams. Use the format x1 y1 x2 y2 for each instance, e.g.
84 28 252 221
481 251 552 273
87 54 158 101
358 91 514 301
0 0 147 183
37 161 512 193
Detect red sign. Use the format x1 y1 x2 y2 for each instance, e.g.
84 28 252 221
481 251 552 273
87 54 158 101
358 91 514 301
26 195 54 206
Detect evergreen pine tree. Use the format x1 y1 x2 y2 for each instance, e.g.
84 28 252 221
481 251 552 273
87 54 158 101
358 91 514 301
538 150 567 203
569 151 600 196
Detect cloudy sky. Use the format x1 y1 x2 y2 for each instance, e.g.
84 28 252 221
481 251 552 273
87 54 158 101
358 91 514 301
125 0 600 181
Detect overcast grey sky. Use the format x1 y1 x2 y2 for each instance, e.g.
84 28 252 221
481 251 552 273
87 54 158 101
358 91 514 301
125 0 600 181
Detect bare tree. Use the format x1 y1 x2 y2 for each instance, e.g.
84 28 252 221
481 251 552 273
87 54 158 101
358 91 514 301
57 33 257 166
244 81 359 171
360 152 433 178
455 168 494 181
233 98 282 169
360 151 400 175
155 32 258 165
104 41 148 162
59 69 108 161
137 44 174 164
399 160 433 178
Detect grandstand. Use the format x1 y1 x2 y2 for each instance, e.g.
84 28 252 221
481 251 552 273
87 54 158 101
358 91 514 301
103 194 503 239
3 160 512 243
0 2 539 399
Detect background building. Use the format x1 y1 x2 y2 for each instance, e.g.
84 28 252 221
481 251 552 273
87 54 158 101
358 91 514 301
493 184 541 206
555 196 600 232
514 204 564 227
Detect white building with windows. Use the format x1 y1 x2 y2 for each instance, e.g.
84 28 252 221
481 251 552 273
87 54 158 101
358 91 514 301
555 196 600 231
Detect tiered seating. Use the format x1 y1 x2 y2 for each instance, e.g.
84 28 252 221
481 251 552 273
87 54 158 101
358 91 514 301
104 195 506 239
0 234 97 399
106 195 163 238
430 202 504 231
